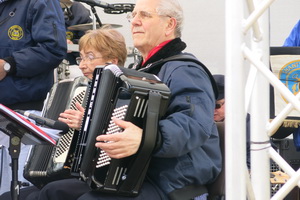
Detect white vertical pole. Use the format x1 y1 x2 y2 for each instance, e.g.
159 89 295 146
249 2 270 199
225 0 247 199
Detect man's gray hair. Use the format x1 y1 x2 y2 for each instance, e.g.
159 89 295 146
156 0 184 38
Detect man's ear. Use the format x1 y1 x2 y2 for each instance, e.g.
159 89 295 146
165 17 177 37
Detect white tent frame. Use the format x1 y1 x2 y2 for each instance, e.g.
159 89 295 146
225 0 300 199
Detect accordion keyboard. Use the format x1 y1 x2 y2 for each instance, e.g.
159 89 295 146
54 88 86 163
96 105 128 168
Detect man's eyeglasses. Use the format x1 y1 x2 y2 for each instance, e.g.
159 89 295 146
127 11 170 23
76 54 102 65
215 102 225 109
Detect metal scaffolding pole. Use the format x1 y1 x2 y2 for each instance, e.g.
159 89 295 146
225 0 246 199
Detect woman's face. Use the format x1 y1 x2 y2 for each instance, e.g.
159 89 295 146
77 47 110 79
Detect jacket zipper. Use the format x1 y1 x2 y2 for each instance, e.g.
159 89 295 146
52 22 58 47
138 64 152 72
0 8 16 26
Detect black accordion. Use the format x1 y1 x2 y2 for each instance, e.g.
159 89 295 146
71 65 171 196
23 76 89 188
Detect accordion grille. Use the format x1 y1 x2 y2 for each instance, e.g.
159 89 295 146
28 145 53 177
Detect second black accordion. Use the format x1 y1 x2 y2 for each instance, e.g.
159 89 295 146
71 65 171 196
23 76 89 188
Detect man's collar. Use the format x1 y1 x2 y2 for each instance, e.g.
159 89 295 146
139 38 186 69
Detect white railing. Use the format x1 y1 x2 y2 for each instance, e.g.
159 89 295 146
226 0 300 199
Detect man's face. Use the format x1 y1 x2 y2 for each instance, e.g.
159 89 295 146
214 99 225 122
129 0 171 55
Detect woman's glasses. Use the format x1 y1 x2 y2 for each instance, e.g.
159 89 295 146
76 54 102 65
215 102 225 109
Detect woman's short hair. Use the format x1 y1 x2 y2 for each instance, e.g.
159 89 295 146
79 26 127 66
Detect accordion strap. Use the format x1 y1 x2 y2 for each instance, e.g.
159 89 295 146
146 53 219 101
0 145 3 189
119 90 162 192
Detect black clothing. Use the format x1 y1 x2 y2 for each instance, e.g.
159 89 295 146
64 2 92 65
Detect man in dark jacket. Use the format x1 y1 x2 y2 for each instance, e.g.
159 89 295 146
0 0 66 195
0 0 67 109
11 0 222 199
213 74 251 169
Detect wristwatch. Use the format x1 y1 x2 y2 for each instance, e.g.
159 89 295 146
3 62 11 73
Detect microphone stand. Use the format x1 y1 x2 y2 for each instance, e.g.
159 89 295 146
6 123 23 200
90 6 102 28
0 104 57 200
